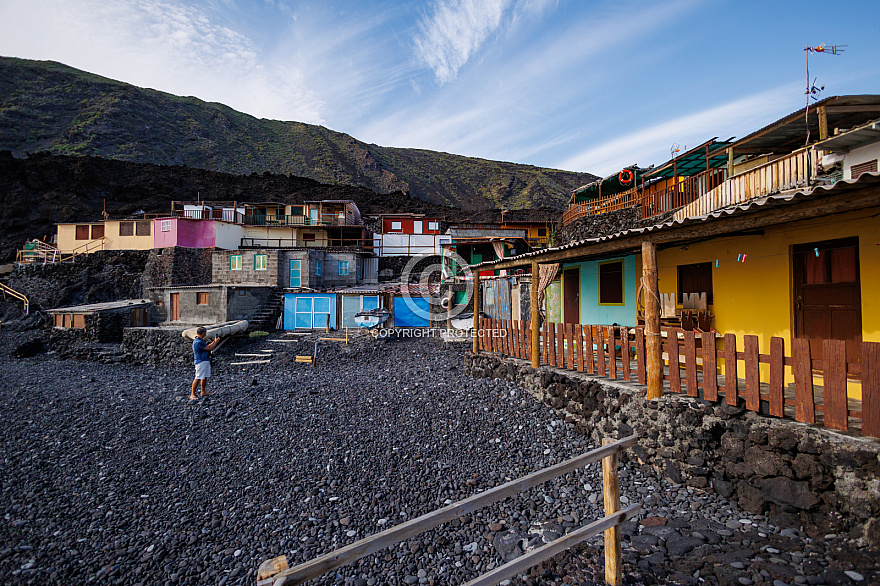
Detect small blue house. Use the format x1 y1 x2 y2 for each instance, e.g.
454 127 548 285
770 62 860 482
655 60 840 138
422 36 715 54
283 293 337 330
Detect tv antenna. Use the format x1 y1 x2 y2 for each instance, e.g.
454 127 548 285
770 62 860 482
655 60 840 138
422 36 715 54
670 144 682 159
804 44 846 145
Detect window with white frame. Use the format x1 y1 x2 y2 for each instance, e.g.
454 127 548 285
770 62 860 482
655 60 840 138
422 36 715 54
230 255 242 270
255 254 268 271
428 221 439 230
390 221 402 231
338 260 349 276
160 220 171 232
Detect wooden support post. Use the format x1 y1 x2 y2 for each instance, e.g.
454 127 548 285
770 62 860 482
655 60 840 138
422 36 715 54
531 261 540 368
728 148 735 177
473 272 481 354
602 438 622 586
818 105 828 141
642 242 663 399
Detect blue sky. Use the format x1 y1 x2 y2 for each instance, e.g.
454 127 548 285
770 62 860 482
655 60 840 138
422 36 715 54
1 0 878 177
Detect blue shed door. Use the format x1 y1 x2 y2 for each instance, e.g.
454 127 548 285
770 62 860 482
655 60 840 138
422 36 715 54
289 259 302 287
393 297 431 327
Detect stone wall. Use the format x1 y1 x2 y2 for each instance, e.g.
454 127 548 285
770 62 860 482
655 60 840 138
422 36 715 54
557 206 641 246
122 327 192 364
142 247 213 289
464 353 880 548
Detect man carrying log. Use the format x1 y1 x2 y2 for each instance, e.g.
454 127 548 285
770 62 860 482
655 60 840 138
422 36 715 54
191 327 221 400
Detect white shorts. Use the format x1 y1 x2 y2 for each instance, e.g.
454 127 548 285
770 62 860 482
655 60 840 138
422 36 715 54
194 361 211 380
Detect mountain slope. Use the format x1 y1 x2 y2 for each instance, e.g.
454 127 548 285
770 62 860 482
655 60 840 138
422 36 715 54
0 57 596 210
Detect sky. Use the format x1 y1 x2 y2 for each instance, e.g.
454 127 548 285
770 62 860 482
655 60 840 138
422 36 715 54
1 0 878 177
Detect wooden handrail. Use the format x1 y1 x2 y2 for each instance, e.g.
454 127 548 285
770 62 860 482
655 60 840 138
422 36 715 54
257 435 639 585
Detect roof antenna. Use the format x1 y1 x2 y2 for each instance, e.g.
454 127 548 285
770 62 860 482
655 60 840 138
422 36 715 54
804 44 845 145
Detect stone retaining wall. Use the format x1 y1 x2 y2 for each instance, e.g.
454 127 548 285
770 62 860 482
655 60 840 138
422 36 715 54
464 353 880 548
122 327 192 364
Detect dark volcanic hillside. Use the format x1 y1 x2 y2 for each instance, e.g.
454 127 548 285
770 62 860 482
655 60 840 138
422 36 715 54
0 57 597 211
0 151 560 262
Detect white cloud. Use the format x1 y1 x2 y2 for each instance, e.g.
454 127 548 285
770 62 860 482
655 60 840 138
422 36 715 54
0 0 327 123
412 0 512 83
556 85 803 175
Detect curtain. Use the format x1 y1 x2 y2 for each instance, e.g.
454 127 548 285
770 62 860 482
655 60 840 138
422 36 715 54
534 263 559 324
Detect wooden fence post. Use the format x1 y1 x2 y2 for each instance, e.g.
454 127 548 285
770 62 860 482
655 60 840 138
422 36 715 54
531 261 540 368
642 242 663 399
602 438 622 586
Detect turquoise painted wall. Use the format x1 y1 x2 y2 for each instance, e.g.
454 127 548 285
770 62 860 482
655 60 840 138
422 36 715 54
562 255 638 326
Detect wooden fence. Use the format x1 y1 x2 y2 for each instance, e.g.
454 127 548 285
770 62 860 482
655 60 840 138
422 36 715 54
255 436 641 586
477 318 880 438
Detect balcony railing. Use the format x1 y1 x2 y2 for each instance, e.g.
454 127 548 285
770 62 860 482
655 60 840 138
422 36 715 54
562 187 639 225
673 148 822 220
241 213 356 227
240 237 375 250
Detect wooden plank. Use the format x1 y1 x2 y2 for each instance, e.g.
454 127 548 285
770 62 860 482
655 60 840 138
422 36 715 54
230 359 271 365
556 322 565 368
565 323 574 370
667 332 681 394
463 505 641 586
542 322 548 365
575 325 584 372
791 338 815 424
602 438 622 586
768 337 785 418
597 326 606 377
743 335 760 412
274 437 639 585
584 325 595 375
701 332 718 401
607 327 617 380
683 331 698 397
258 555 289 581
862 342 880 438
621 327 631 382
548 323 556 366
823 340 848 431
635 327 646 385
724 334 738 406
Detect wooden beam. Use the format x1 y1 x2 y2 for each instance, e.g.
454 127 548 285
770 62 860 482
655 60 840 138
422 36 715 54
463 505 641 586
602 438 622 586
824 105 880 113
818 106 828 141
473 186 880 272
273 436 639 585
530 260 540 368
642 242 663 400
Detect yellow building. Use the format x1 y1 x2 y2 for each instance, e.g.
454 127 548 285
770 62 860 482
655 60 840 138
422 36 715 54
56 219 154 254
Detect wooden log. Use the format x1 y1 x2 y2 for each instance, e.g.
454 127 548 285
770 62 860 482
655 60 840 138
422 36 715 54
791 338 816 424
769 337 785 417
823 340 848 431
463 505 641 586
701 333 718 402
683 331 697 397
724 334 738 406
643 242 663 399
862 342 880 438
258 555 289 581
602 438 622 586
273 437 639 585
744 335 760 412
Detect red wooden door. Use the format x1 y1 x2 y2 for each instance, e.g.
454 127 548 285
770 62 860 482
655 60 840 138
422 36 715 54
793 238 861 364
171 293 180 322
563 268 580 324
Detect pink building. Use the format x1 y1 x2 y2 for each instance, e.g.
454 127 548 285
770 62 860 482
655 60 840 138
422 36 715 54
153 218 244 249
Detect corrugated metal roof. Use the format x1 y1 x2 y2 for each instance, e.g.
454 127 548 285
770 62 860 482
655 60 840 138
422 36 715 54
48 299 152 313
474 172 880 268
814 119 880 152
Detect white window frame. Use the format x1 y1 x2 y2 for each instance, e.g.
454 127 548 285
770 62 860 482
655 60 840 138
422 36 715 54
230 255 242 270
255 254 268 271
390 221 402 231
160 220 171 232
428 221 439 231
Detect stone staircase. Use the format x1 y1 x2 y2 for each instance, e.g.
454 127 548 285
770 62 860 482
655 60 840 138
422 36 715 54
248 288 284 331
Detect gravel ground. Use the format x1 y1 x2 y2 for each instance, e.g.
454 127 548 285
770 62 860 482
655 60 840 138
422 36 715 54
1 331 878 586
